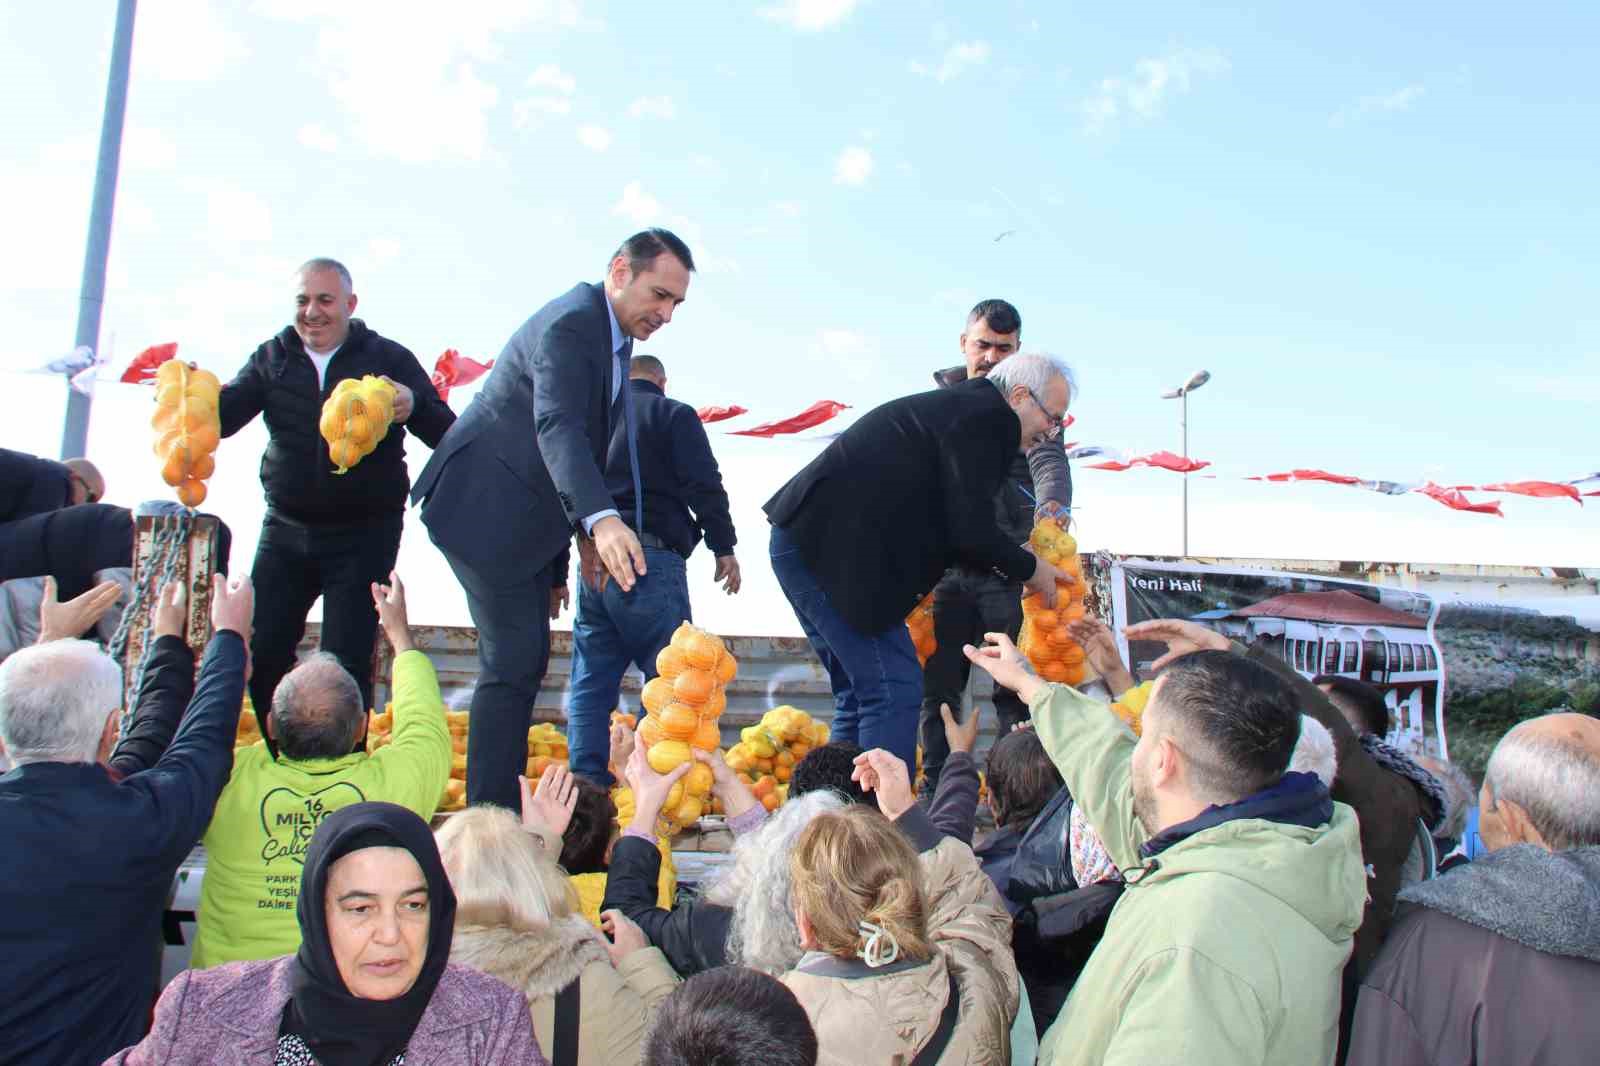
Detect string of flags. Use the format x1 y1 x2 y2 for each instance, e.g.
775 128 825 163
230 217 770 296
99 344 1600 518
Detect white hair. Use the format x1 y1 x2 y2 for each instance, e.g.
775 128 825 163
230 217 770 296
0 639 122 766
1288 715 1337 789
984 351 1078 407
1485 721 1600 851
702 790 849 975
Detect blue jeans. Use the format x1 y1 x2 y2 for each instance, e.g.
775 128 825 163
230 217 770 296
769 524 922 769
566 547 690 783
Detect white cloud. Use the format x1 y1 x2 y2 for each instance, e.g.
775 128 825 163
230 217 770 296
758 0 858 32
1080 47 1229 133
297 123 340 153
204 182 272 244
910 40 991 83
257 1 585 162
628 95 677 119
1332 84 1426 127
578 125 613 151
833 146 874 186
612 181 662 225
774 200 805 218
514 97 572 126
527 63 576 94
133 0 250 83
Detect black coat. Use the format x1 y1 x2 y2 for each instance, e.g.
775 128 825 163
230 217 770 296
602 834 733 978
414 283 619 574
220 320 453 526
606 379 735 558
0 447 71 522
763 378 1037 635
106 634 195 779
0 631 245 1066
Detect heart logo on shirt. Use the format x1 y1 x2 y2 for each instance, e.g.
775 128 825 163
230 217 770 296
258 782 367 866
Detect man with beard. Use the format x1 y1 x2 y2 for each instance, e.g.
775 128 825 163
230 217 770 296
221 259 454 733
920 299 1072 795
965 632 1365 1065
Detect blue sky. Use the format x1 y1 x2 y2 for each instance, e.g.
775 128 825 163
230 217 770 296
2 1 1595 632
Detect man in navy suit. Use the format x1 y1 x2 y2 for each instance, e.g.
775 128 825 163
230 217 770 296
412 229 693 808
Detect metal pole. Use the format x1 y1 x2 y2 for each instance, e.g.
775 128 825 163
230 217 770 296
61 0 138 459
1181 389 1189 556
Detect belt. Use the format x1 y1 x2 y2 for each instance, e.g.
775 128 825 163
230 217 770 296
636 531 682 556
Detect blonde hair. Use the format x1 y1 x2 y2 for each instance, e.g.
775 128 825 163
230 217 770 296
789 806 931 963
435 805 578 933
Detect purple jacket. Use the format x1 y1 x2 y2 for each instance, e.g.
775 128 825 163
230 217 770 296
105 957 549 1065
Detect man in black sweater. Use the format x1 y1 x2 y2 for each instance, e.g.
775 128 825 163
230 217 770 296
220 258 453 729
566 354 739 782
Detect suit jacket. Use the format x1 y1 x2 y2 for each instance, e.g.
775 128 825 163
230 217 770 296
413 283 618 574
764 378 1036 635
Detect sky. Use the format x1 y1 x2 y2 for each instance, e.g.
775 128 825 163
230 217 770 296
1 1 1596 634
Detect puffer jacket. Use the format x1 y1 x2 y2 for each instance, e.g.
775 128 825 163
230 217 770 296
1030 682 1367 1066
782 835 1020 1066
219 320 454 525
450 915 679 1066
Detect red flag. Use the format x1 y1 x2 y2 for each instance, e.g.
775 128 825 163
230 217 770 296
1087 450 1209 473
729 400 849 437
697 405 749 423
431 349 494 403
1454 481 1583 504
1414 482 1504 517
121 343 178 384
1248 469 1362 485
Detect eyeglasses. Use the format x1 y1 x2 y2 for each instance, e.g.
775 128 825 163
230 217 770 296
70 473 101 504
1026 389 1066 439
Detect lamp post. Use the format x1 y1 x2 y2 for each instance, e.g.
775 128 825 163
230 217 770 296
1161 369 1211 556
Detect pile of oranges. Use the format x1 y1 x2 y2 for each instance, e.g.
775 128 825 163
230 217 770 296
635 623 738 832
319 375 397 474
725 706 829 811
1017 521 1092 686
151 360 222 508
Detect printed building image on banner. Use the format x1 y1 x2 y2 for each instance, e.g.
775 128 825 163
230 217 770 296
1105 559 1446 756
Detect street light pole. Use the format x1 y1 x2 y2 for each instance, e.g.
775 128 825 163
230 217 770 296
61 0 138 460
1162 369 1210 558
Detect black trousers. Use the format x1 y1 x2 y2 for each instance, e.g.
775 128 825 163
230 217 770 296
919 569 1028 790
247 511 403 744
437 542 555 811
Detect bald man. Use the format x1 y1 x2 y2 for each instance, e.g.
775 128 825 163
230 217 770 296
1349 713 1600 1066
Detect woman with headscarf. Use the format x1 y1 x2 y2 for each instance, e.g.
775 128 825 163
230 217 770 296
107 801 547 1065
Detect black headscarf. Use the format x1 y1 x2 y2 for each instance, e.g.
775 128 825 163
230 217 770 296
282 802 457 1066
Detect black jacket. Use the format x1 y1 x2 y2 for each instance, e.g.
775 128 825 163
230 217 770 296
607 379 736 558
0 630 246 1066
0 447 71 523
764 379 1037 635
107 634 195 779
220 320 453 526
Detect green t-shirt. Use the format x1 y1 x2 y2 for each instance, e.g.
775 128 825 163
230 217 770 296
189 650 451 969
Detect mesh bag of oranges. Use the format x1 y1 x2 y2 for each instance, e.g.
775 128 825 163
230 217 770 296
636 622 738 832
1017 520 1094 686
724 706 829 811
320 375 397 474
1110 680 1154 736
905 590 937 666
151 360 222 508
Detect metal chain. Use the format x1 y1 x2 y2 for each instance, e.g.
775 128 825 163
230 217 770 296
109 509 193 738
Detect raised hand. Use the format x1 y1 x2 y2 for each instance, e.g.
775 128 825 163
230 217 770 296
520 764 578 840
210 573 254 643
1067 617 1135 694
151 582 187 640
1121 619 1230 671
37 576 122 644
370 571 414 653
963 632 1043 702
850 748 915 821
940 703 980 756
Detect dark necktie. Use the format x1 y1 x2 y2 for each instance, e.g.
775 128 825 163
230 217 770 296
618 340 644 534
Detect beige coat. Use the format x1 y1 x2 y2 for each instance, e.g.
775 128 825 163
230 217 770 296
783 837 1020 1066
450 915 679 1066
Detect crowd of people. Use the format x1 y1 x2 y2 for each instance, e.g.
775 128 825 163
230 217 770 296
1 230 1595 1064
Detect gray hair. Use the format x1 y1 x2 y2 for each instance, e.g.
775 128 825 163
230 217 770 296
702 789 849 974
1485 722 1600 851
1418 756 1478 842
270 652 365 761
1288 715 1337 789
298 257 353 291
0 639 121 766
984 351 1078 407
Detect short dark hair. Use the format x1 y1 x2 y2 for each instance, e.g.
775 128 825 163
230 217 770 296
789 741 872 805
630 354 667 380
271 653 365 760
1154 651 1302 806
559 778 616 875
985 729 1063 830
298 257 352 290
645 965 818 1066
613 228 695 276
966 298 1021 338
1314 675 1389 737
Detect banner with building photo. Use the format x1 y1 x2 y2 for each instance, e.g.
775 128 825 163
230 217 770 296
1100 558 1447 756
